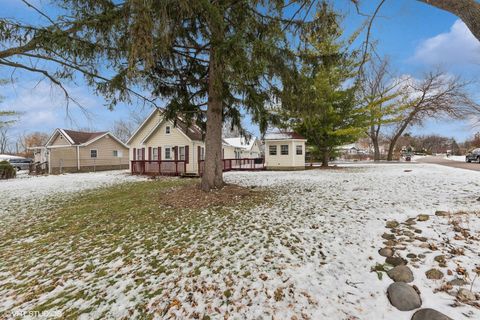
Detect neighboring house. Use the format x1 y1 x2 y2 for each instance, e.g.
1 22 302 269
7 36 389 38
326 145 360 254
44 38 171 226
128 108 264 175
264 132 307 170
31 129 129 174
223 137 262 159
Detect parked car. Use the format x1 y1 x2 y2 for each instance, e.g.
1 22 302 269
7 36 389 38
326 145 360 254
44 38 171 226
8 158 33 170
465 149 480 163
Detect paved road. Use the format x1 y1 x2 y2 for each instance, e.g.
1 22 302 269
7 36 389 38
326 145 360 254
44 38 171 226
417 155 480 172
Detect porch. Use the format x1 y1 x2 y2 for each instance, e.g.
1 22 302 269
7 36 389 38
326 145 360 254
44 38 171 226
198 158 265 176
131 160 187 176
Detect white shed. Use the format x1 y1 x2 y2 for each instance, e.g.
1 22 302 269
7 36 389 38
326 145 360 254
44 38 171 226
264 132 307 170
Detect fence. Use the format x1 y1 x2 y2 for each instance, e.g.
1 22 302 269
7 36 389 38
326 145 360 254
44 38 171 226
198 158 265 176
131 160 187 176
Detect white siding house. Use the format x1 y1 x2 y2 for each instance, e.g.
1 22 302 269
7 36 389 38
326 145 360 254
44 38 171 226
264 132 307 170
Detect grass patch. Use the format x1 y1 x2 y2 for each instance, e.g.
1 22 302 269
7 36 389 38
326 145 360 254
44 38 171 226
0 177 270 318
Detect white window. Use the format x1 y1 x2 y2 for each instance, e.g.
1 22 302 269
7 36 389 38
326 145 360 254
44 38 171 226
152 148 158 160
179 146 185 161
281 145 288 155
165 126 171 134
113 150 118 157
296 145 303 155
90 149 97 158
200 147 205 160
269 145 277 156
165 147 172 160
136 149 143 160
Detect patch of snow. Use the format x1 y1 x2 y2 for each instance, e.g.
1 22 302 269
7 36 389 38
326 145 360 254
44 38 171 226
444 155 466 162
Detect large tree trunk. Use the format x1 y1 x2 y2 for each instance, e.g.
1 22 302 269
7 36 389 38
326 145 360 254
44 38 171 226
201 46 224 191
419 0 480 42
372 136 381 161
321 149 329 167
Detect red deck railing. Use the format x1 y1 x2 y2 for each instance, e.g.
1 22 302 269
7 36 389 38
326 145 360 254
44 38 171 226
131 160 187 176
198 158 265 176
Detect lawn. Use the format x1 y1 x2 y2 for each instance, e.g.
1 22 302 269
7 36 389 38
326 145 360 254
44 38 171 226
0 164 479 319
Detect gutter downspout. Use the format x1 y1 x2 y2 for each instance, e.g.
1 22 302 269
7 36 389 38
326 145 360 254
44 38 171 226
77 145 80 171
47 147 51 174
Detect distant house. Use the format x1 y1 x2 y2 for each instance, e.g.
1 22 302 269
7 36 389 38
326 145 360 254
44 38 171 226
128 108 263 175
223 137 262 159
32 129 129 174
264 132 307 170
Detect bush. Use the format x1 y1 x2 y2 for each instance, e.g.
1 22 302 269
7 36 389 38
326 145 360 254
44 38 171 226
0 161 16 179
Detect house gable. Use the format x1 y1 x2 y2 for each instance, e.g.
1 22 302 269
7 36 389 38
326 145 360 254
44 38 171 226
46 129 73 146
127 108 163 145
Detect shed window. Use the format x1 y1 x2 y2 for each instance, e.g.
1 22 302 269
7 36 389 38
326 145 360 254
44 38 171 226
90 149 98 158
281 145 289 155
296 145 303 155
113 150 119 157
269 145 277 156
166 126 171 134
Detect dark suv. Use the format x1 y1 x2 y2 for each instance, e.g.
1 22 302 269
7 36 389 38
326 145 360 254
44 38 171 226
466 149 480 163
8 158 33 170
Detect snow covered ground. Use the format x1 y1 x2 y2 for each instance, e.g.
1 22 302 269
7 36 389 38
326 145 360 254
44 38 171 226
0 170 145 226
0 164 479 319
444 155 467 162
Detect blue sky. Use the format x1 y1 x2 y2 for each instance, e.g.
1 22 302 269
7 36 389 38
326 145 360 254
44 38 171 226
1 0 480 142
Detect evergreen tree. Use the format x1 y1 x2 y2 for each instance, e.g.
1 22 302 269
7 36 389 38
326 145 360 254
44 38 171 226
281 3 365 166
59 0 318 191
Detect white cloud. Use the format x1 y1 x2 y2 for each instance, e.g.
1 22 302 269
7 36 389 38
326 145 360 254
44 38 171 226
412 20 480 66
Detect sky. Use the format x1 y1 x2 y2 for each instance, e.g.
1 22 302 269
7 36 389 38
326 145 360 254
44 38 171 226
1 0 480 144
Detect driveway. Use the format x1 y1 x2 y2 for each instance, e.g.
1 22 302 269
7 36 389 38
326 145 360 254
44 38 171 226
416 155 480 171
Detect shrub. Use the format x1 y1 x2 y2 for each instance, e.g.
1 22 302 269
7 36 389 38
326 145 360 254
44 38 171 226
0 160 16 179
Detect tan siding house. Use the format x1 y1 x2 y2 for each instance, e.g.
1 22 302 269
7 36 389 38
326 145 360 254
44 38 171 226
34 129 129 174
264 132 307 170
128 108 263 175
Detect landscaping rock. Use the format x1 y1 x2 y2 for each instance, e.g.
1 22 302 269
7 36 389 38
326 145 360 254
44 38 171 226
433 255 446 264
386 220 399 228
387 265 414 283
383 240 396 247
405 218 417 225
414 229 422 234
418 254 426 259
386 256 408 266
379 247 394 257
448 278 468 286
411 308 452 320
406 253 417 259
417 214 429 221
425 268 444 280
435 210 449 217
382 233 396 240
387 282 422 311
457 288 476 302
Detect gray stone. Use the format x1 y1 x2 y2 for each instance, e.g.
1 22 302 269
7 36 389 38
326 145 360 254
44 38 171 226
411 308 452 320
406 253 417 259
435 211 449 217
415 236 428 242
417 214 429 221
448 278 468 286
379 247 394 257
386 256 408 266
457 288 476 302
382 233 396 240
386 220 400 228
387 282 422 311
387 265 414 283
425 268 444 280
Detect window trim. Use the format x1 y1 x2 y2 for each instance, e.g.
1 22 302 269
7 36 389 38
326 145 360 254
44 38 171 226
152 147 158 160
296 145 303 155
269 145 277 156
165 126 171 135
280 144 289 155
179 146 185 161
113 150 119 157
165 146 172 160
90 149 98 158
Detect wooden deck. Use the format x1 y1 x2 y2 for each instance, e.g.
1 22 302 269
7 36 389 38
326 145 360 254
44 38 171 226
198 158 265 176
131 160 187 176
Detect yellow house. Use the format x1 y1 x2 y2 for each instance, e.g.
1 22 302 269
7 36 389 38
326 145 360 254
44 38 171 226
128 108 265 175
264 132 307 170
33 129 129 174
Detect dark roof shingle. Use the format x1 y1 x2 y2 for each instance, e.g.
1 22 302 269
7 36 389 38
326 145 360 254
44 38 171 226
62 129 107 145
